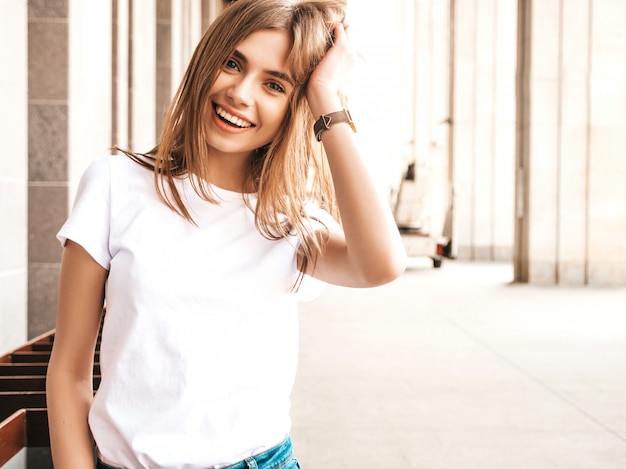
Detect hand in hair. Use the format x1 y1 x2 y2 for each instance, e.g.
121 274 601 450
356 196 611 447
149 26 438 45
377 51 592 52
306 22 356 117
302 21 407 287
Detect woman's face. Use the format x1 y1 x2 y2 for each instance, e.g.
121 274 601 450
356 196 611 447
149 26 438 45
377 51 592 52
204 29 295 159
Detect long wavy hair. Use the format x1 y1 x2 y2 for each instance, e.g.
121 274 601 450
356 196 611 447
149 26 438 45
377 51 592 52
120 0 346 286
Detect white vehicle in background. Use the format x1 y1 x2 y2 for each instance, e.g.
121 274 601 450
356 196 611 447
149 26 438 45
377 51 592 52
393 155 452 269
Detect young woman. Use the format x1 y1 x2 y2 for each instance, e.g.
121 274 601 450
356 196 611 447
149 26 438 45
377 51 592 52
46 0 406 467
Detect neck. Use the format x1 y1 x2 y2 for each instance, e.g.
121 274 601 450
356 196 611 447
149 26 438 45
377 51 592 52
203 147 252 192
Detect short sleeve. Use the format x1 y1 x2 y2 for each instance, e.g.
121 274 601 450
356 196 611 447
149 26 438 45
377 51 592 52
294 202 341 302
57 157 112 270
302 201 341 233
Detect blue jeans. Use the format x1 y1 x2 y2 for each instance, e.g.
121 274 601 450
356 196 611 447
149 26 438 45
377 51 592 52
95 435 300 469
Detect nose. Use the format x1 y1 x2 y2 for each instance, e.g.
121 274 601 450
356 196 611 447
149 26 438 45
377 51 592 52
226 75 254 107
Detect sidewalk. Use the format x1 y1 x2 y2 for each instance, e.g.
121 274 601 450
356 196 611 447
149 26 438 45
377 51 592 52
290 259 626 468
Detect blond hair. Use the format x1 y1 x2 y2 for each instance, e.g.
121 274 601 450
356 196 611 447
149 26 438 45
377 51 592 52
122 0 347 284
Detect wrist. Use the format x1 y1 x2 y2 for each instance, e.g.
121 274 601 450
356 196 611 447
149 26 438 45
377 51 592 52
306 87 342 118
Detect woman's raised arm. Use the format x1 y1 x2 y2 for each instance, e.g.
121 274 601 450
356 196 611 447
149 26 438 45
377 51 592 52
305 23 407 288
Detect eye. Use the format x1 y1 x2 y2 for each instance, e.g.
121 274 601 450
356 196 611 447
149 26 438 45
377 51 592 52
224 58 239 71
267 81 286 94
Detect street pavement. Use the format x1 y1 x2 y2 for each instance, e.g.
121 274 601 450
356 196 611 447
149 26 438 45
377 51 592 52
290 259 626 468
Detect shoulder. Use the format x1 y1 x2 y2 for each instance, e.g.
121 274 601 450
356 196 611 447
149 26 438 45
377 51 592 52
75 154 155 202
81 154 152 185
104 153 150 174
74 156 113 197
85 153 150 171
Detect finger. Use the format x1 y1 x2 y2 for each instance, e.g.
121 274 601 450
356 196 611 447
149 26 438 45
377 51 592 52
329 22 348 46
337 23 350 43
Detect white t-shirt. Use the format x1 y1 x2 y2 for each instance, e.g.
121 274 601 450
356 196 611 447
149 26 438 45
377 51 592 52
57 155 332 469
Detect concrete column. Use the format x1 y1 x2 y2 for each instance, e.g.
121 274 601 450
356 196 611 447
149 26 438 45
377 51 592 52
157 0 172 134
171 0 202 93
131 0 157 151
202 0 223 34
516 0 626 285
586 0 626 285
414 0 451 246
113 0 131 149
452 0 517 262
27 0 69 338
557 0 590 284
0 0 28 353
526 0 561 285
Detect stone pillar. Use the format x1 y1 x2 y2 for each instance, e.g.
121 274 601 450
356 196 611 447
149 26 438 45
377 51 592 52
27 0 69 338
156 0 172 135
452 0 518 261
413 0 451 247
131 0 157 152
171 0 202 92
0 0 28 353
586 0 626 285
202 0 224 34
157 0 221 139
515 0 626 285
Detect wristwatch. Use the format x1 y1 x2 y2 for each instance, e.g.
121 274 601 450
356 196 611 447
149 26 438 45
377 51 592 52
314 109 357 142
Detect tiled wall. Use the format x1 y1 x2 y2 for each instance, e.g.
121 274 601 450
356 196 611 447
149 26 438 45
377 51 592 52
27 0 69 337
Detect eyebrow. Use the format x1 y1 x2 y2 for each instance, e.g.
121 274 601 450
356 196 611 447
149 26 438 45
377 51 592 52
232 49 295 87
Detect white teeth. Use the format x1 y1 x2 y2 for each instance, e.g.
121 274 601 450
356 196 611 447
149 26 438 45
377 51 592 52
215 105 253 128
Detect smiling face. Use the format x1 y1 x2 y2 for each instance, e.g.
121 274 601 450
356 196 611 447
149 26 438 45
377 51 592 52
204 29 295 164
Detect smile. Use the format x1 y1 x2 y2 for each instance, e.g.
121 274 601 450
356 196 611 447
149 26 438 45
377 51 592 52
214 104 254 129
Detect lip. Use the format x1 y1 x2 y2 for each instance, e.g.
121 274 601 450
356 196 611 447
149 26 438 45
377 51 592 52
212 102 255 128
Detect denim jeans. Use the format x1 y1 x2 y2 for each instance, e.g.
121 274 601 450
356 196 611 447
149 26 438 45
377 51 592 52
222 436 299 469
95 435 300 469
